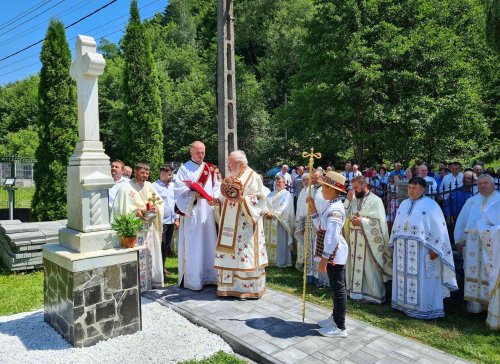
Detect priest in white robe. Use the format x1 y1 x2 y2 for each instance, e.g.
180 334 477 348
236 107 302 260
264 176 295 267
112 163 164 292
390 177 458 319
478 199 500 330
174 141 219 291
213 150 268 298
344 176 392 303
455 174 500 313
294 173 309 271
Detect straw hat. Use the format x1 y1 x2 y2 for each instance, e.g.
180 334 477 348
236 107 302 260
319 171 346 193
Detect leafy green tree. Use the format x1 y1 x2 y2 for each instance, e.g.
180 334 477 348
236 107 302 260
0 129 39 157
280 0 492 166
484 0 500 52
32 19 77 221
0 76 39 145
122 0 163 180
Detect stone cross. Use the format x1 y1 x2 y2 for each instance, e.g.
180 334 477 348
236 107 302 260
217 0 237 176
70 35 106 142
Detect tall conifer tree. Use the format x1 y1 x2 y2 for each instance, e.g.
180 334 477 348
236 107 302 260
32 19 77 221
122 0 163 179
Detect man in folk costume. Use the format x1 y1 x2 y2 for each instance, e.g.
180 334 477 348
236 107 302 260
344 176 392 303
308 171 349 338
302 170 329 286
174 141 219 290
112 163 164 292
478 199 500 330
390 177 458 319
455 174 500 313
213 150 268 298
294 173 309 271
264 175 295 267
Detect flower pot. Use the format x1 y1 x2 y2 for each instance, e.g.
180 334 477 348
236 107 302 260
122 236 136 249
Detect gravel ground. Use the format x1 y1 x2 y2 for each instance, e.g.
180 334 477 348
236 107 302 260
0 298 233 364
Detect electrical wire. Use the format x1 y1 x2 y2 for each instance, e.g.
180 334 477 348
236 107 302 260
0 0 54 31
0 0 118 63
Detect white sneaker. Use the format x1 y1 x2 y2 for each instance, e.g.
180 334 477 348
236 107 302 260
318 326 348 338
317 316 337 328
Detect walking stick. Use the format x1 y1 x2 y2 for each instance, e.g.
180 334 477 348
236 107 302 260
301 148 321 322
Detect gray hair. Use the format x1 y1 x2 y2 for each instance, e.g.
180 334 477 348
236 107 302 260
477 174 494 183
230 150 248 166
302 173 309 180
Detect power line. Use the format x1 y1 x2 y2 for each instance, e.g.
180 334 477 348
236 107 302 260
0 0 54 31
0 0 99 48
0 0 67 38
0 0 118 63
0 9 163 79
0 2 157 70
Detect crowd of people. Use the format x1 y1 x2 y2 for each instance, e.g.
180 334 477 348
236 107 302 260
108 148 500 339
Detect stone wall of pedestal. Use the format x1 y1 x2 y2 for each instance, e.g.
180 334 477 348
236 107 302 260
44 247 141 347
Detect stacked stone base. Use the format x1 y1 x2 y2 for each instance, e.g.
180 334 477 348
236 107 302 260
43 244 142 347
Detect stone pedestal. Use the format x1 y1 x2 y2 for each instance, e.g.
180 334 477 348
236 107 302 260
43 35 143 348
43 244 143 347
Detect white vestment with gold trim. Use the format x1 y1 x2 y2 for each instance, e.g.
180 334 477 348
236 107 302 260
344 193 392 303
455 191 500 312
214 168 268 298
264 189 295 267
478 199 500 330
112 180 164 292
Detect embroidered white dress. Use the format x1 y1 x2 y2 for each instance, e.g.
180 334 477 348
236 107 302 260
214 168 268 298
264 189 295 267
174 160 219 291
112 180 164 292
390 196 458 319
478 199 500 330
455 191 500 312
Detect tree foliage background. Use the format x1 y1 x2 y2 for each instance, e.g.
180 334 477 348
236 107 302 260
31 19 77 221
1 0 499 172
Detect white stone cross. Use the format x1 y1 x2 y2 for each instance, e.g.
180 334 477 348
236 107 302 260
70 35 106 142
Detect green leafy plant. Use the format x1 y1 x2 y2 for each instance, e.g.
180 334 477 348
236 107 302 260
111 211 144 238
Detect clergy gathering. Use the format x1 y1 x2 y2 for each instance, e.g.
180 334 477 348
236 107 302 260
1 0 499 363
106 142 500 342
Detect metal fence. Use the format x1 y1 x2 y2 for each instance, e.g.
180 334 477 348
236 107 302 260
0 156 36 209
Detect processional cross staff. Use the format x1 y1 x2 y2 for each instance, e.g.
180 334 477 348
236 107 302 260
301 148 321 322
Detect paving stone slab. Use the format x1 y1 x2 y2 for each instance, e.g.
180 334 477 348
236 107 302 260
144 286 472 364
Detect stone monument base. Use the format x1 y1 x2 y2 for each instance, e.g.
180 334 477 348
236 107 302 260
43 244 143 347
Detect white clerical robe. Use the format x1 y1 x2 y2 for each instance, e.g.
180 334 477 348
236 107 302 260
455 191 500 312
390 196 458 319
214 167 268 298
174 160 219 290
345 192 392 303
478 200 500 330
264 189 295 267
112 180 164 292
294 187 309 271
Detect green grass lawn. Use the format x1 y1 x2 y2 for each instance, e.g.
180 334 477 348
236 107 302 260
2 256 499 363
0 187 35 208
0 260 44 316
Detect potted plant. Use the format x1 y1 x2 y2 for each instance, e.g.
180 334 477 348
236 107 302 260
111 211 144 248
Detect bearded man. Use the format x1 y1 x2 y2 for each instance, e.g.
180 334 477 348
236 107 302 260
213 150 268 298
344 176 392 303
112 163 164 291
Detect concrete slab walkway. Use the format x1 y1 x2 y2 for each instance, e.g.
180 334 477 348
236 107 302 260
144 286 471 364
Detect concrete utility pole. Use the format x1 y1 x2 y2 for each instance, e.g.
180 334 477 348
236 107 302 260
217 0 237 176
